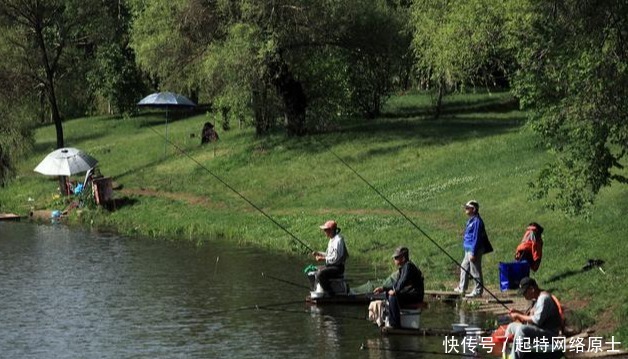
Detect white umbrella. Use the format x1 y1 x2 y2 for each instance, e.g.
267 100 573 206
137 92 196 107
138 91 197 155
34 147 98 176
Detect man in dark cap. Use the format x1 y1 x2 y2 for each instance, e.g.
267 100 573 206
454 200 493 298
373 247 424 328
504 277 564 358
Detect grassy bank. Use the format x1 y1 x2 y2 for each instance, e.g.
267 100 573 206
1 91 626 340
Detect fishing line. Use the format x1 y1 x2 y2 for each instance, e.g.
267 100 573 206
205 299 306 316
262 272 311 290
145 126 314 253
314 137 510 311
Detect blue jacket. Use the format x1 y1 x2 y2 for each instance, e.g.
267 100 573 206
463 215 493 255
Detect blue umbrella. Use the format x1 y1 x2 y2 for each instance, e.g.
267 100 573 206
138 92 196 155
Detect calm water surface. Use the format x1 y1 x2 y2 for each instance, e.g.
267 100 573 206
0 222 489 358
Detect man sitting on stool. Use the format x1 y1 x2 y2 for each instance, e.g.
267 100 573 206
373 247 424 328
312 220 349 296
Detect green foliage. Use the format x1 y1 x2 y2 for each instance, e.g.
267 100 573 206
129 0 210 93
506 0 628 214
0 102 34 186
131 0 411 134
344 0 411 118
410 0 509 113
87 1 148 115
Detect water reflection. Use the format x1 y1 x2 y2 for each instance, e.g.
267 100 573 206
0 222 491 359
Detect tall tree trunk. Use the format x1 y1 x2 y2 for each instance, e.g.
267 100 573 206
34 19 64 148
268 58 307 137
434 76 445 120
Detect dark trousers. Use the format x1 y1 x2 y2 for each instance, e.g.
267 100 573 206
316 265 344 294
387 293 422 328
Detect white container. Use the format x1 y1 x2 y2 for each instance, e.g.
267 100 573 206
400 310 421 329
452 323 469 333
465 326 482 336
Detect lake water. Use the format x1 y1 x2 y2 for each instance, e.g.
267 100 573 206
0 222 490 358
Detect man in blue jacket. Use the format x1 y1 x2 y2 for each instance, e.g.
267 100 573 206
454 200 493 298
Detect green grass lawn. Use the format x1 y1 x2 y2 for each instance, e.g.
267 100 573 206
2 90 626 340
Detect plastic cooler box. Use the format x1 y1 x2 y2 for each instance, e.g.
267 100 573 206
499 261 530 291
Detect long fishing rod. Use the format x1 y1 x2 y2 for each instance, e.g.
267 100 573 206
316 137 510 311
262 272 311 290
145 126 314 253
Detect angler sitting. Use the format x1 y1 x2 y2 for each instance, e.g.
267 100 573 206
311 220 349 296
505 277 564 358
373 247 424 328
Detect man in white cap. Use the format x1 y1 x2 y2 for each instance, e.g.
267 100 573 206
454 200 493 297
312 220 349 295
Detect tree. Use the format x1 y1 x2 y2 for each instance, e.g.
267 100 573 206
506 0 628 214
410 0 508 117
0 33 35 185
130 0 409 135
87 0 147 114
0 0 108 148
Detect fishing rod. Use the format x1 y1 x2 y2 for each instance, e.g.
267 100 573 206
145 126 315 253
316 137 510 311
261 272 311 290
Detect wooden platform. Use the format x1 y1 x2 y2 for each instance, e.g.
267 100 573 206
0 213 21 222
380 326 489 337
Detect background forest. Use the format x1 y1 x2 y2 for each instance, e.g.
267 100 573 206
1 0 627 214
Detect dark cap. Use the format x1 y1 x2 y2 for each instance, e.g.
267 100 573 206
392 247 409 259
518 277 537 295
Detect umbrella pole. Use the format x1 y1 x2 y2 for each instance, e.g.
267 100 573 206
164 108 169 156
58 175 68 196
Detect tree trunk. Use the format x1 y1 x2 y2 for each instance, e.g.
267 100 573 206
434 76 445 120
268 58 307 136
34 19 64 148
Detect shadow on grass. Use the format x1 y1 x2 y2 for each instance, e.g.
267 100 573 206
132 106 210 128
32 131 109 153
112 157 167 181
111 196 139 210
381 96 520 119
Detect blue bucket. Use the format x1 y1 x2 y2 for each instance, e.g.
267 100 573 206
499 261 530 291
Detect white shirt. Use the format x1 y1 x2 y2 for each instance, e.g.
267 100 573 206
324 233 347 266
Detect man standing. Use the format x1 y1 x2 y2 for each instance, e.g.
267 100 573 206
373 247 424 328
454 200 493 298
312 220 349 295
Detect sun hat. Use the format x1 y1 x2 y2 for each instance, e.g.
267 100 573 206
319 220 337 231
